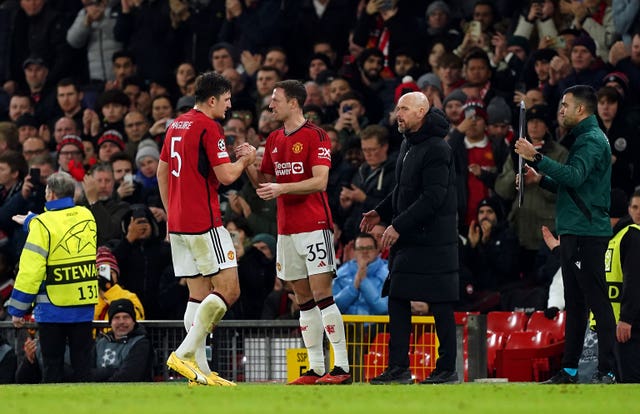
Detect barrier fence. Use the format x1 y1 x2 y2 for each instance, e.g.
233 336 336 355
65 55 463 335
0 314 487 383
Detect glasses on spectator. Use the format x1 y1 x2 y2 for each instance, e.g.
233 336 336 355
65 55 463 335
355 245 376 252
231 112 252 121
304 113 320 122
59 150 82 156
23 149 46 156
361 146 381 154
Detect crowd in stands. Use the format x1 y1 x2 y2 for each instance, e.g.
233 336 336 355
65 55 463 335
1 0 640 381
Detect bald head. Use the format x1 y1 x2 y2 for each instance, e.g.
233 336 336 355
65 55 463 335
396 92 430 133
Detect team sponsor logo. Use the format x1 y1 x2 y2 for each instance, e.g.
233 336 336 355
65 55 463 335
318 147 331 160
218 139 226 151
228 251 235 260
276 262 282 272
292 142 303 154
291 162 304 174
275 161 304 176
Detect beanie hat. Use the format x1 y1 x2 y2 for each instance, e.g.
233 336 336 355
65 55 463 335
526 104 552 130
487 96 512 125
135 141 160 167
507 35 530 56
603 71 630 97
309 53 332 69
56 134 84 154
426 0 450 17
462 99 488 122
97 130 125 150
97 89 130 109
252 233 276 257
572 33 596 57
108 298 136 323
477 196 504 221
15 113 40 129
416 72 442 93
394 76 420 104
96 246 120 278
176 95 195 112
442 89 467 107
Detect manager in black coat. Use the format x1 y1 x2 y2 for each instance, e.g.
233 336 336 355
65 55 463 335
362 92 459 384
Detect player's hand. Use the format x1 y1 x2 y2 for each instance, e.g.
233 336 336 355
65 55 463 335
256 182 283 200
617 321 632 343
360 210 381 232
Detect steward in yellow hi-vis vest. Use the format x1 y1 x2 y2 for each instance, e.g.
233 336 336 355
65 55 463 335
8 172 98 382
9 175 97 323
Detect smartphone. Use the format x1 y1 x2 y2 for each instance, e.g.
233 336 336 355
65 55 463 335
29 167 41 184
342 104 353 113
464 107 476 119
123 173 134 185
552 36 567 50
98 264 111 280
467 21 482 38
515 82 527 94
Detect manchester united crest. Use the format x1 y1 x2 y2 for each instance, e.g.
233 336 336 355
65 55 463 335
292 142 303 154
228 251 235 260
276 262 282 272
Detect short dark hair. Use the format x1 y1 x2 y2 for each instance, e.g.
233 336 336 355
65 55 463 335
596 86 621 104
438 53 463 69
56 77 81 92
563 85 597 115
257 65 282 80
274 80 306 109
464 48 491 68
631 189 640 202
355 232 377 249
361 125 389 146
112 50 135 64
194 71 232 104
109 151 133 165
0 150 28 179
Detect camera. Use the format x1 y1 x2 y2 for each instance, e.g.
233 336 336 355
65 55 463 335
123 173 134 185
464 107 477 119
131 206 148 222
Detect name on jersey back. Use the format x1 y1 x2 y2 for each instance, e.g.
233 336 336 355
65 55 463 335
170 121 193 129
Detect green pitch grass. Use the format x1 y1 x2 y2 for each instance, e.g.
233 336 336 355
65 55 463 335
1 382 639 414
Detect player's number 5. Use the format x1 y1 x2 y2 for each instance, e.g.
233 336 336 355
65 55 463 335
171 136 182 177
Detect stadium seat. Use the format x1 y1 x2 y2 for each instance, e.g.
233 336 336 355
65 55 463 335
486 311 528 334
495 331 561 381
486 331 506 377
368 333 390 356
505 331 553 349
526 311 566 342
363 353 387 381
410 349 433 382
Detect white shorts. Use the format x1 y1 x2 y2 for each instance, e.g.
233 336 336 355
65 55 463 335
170 227 237 277
276 229 336 281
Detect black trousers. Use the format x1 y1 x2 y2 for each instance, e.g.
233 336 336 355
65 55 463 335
388 297 456 372
617 336 640 383
560 235 616 373
38 322 93 383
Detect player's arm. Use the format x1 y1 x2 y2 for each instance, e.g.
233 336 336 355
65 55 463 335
157 159 169 211
213 153 256 185
245 163 274 187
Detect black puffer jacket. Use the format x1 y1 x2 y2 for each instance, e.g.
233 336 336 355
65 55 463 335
376 107 459 302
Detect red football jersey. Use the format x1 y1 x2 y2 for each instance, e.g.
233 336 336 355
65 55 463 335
261 121 333 235
160 109 230 233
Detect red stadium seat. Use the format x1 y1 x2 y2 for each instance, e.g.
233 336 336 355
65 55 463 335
410 350 432 382
368 333 390 356
505 331 553 349
526 311 566 342
487 331 506 377
363 353 388 381
487 311 528 335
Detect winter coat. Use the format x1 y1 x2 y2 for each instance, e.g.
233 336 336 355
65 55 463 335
333 256 389 315
375 108 459 302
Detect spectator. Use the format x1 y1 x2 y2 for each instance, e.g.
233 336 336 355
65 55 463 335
0 150 27 208
56 134 85 180
22 56 57 123
90 298 152 382
55 79 85 137
228 233 277 320
15 113 41 146
51 117 80 152
460 196 519 312
175 62 196 97
94 246 144 322
495 104 568 275
333 232 388 315
218 0 284 55
81 162 130 245
614 32 640 103
66 0 123 84
122 110 151 160
338 125 395 245
108 51 137 91
109 204 171 320
208 42 238 75
448 99 501 231
21 136 47 163
7 93 34 123
334 91 369 147
0 123 19 154
95 89 130 137
97 130 126 163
